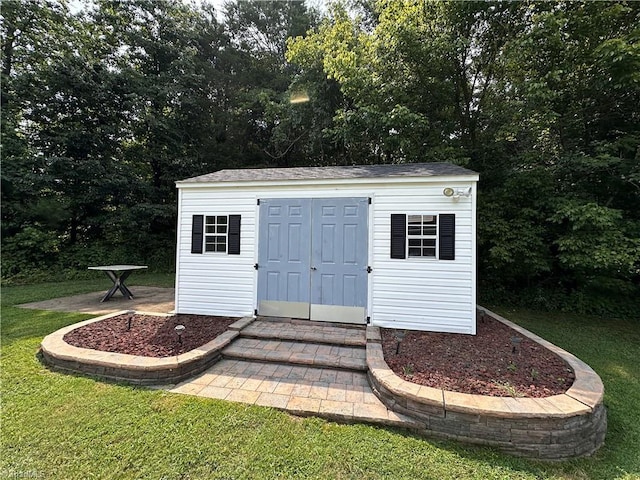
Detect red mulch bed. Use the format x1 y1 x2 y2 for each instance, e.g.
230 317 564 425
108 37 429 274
63 314 238 357
65 312 574 398
381 316 575 398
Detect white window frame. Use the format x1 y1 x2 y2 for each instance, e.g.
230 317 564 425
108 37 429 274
407 214 438 258
204 215 228 253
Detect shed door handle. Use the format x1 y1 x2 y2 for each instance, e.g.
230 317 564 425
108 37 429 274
310 266 317 271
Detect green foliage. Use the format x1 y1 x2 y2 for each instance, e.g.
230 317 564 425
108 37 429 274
1 227 62 278
1 0 317 277
550 200 640 276
288 0 640 316
1 0 639 317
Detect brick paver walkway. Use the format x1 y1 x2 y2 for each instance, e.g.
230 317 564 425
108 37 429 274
166 318 419 429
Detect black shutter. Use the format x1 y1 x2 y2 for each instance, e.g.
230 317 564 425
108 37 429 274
439 214 455 260
390 214 406 259
228 215 241 254
191 215 204 254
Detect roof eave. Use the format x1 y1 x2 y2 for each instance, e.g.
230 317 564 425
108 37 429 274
175 173 480 189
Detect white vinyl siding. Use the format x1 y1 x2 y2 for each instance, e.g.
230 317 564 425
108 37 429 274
371 186 475 334
175 192 256 317
176 178 477 334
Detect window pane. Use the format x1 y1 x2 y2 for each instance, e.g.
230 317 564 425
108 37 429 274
205 226 216 233
217 216 227 224
216 243 226 252
217 225 227 234
204 243 215 252
406 214 439 258
205 216 215 224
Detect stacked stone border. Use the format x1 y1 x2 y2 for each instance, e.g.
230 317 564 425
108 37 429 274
40 311 255 385
366 307 607 460
40 307 606 460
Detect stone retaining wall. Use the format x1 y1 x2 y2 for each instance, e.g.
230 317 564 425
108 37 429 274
367 308 607 460
40 311 253 385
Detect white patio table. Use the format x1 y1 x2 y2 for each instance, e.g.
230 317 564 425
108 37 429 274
88 265 148 302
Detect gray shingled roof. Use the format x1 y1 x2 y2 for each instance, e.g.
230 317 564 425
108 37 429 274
178 163 477 184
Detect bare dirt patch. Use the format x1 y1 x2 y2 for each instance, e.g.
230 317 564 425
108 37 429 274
381 316 575 398
63 314 237 357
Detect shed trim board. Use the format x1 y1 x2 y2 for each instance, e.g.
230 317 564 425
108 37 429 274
175 163 479 334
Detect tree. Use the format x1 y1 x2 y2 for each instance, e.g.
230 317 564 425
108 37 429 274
286 0 640 315
223 0 319 167
503 1 640 293
2 0 637 317
1 0 129 273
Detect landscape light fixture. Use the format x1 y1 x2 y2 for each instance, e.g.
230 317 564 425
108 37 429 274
511 336 522 355
175 324 186 344
126 310 135 331
395 329 407 355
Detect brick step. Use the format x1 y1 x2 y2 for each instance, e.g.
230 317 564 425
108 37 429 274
241 320 366 347
222 338 367 372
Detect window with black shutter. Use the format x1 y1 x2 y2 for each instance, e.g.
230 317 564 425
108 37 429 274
192 214 241 254
390 213 455 260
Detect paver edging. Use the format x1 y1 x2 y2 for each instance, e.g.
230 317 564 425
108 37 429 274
40 311 253 385
479 307 605 409
366 308 607 460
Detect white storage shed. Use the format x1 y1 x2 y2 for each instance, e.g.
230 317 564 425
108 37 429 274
175 163 479 334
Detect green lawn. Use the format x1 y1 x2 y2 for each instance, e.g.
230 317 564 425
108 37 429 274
1 275 638 479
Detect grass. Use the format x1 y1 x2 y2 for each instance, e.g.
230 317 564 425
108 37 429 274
1 277 639 479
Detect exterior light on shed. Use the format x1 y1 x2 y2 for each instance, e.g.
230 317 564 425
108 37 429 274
457 187 472 197
443 187 472 199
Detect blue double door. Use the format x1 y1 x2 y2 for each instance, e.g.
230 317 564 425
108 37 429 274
257 198 369 323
